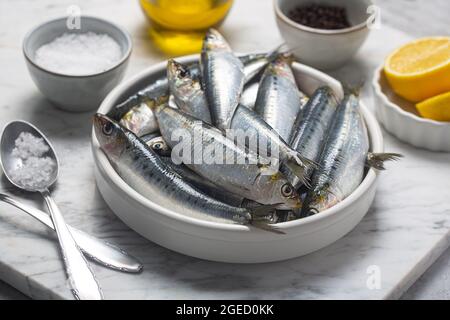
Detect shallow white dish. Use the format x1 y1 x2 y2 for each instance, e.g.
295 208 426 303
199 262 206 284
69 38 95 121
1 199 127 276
92 55 384 263
373 65 450 152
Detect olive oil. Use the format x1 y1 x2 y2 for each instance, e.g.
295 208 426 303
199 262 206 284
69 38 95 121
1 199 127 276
140 0 233 55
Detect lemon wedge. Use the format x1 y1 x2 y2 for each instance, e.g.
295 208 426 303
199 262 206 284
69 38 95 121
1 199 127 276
384 37 450 102
416 91 450 122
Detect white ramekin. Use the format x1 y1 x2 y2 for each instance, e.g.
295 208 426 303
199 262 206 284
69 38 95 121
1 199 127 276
23 16 132 112
373 65 450 152
274 0 372 70
92 55 384 263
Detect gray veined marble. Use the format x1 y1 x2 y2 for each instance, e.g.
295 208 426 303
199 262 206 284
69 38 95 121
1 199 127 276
0 0 449 300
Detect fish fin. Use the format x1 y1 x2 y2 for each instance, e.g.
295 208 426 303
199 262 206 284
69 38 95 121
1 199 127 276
284 151 318 188
245 205 286 234
366 152 403 170
250 220 286 235
342 80 365 97
276 44 303 56
266 43 286 60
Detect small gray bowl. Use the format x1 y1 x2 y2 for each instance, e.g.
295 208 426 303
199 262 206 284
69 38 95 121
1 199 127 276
23 16 132 112
275 0 372 70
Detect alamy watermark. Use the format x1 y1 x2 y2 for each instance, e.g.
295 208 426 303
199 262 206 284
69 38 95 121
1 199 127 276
366 265 382 290
367 5 382 30
66 5 81 30
168 123 281 175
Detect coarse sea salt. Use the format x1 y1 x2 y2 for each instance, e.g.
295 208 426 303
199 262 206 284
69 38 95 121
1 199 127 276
10 132 56 190
34 32 122 76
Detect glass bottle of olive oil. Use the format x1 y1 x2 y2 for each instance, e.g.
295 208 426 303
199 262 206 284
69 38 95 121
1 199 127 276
140 0 234 56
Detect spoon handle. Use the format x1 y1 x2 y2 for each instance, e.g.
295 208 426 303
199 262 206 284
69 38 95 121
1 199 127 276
0 193 143 273
41 189 103 300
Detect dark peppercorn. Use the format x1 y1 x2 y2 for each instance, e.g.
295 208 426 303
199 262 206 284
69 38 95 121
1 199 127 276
288 3 351 30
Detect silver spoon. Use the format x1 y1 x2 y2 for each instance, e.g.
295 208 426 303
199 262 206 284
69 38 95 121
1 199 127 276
0 192 143 273
0 120 102 300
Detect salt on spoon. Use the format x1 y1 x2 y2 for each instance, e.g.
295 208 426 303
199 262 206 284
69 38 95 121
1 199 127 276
34 32 122 76
9 132 56 190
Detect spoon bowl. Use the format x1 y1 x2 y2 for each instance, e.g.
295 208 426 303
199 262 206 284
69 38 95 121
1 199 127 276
0 120 59 191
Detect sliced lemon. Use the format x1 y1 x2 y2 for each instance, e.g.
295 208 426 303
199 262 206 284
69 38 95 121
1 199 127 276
416 91 450 122
384 37 450 102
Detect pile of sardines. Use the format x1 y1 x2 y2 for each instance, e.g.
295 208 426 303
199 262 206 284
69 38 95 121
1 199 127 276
94 29 400 234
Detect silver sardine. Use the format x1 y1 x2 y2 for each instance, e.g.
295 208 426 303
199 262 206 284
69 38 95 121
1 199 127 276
288 86 339 187
254 54 308 141
201 29 245 130
301 92 401 216
167 59 212 124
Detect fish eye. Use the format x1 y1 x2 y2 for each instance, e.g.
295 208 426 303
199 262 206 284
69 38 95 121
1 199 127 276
102 122 114 136
281 184 294 197
152 142 163 150
178 68 188 78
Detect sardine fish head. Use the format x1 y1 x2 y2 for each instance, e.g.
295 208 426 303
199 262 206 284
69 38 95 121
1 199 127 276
303 186 339 215
265 53 296 83
268 178 302 210
167 59 199 96
167 59 190 84
94 113 128 161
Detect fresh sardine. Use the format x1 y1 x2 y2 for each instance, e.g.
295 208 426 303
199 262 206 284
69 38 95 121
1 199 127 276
288 86 339 187
201 29 245 130
94 113 283 233
167 59 212 124
254 54 308 141
301 92 401 216
150 103 302 210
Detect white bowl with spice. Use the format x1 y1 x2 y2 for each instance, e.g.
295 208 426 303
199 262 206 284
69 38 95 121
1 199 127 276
23 16 132 112
274 0 373 70
92 55 384 263
373 65 450 152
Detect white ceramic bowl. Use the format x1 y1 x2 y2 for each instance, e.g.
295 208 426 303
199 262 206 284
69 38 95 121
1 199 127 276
373 65 450 152
274 0 372 70
92 55 384 263
23 16 132 112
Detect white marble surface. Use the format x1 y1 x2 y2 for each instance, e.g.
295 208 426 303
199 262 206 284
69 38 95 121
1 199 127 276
0 0 449 300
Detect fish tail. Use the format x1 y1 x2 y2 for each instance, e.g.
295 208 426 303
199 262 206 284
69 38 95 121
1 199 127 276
276 44 302 56
343 80 366 97
366 152 403 170
284 151 318 188
266 43 286 60
245 205 285 234
266 44 296 63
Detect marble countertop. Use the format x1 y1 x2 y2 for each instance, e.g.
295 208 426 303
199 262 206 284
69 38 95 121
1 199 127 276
0 0 449 300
